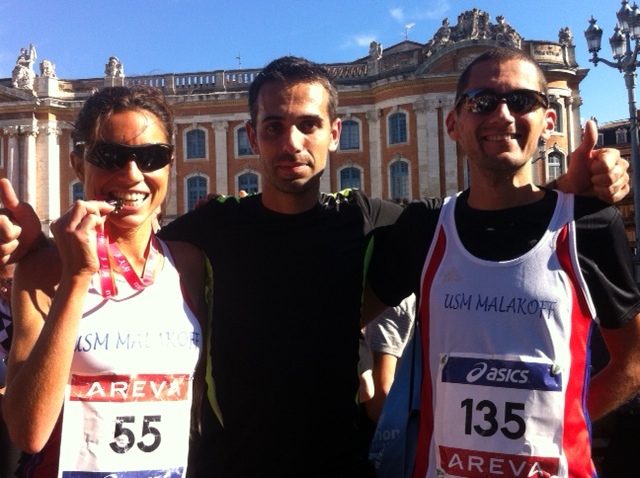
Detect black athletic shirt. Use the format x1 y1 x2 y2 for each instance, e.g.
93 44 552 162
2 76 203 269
369 189 640 329
159 190 402 477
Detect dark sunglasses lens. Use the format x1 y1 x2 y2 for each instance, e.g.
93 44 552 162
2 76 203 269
134 145 172 171
87 144 172 171
88 144 123 170
468 93 498 114
506 91 539 113
464 90 546 114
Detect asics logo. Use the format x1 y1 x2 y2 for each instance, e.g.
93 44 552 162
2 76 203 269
466 362 529 384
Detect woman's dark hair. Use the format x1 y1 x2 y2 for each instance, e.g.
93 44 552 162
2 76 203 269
71 85 174 155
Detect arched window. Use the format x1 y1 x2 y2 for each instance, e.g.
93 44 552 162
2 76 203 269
186 129 206 159
616 128 628 144
389 112 407 144
238 172 259 194
390 161 409 200
72 182 84 202
187 176 207 211
547 152 564 182
237 127 253 156
340 120 360 150
340 167 361 190
551 103 563 133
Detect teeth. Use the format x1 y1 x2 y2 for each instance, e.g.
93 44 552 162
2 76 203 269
108 193 147 205
110 193 147 202
486 135 515 141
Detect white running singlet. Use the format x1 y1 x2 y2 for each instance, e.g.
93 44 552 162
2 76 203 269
413 192 597 478
57 239 202 478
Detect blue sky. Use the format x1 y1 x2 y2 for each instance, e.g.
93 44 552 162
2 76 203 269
0 0 631 124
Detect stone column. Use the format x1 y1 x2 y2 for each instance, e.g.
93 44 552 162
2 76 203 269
37 123 62 232
2 127 20 190
442 97 458 196
413 98 428 198
366 109 382 198
566 96 576 157
212 121 229 195
425 99 441 197
22 123 38 207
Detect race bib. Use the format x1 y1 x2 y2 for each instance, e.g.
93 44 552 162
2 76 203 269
434 354 564 478
58 373 193 478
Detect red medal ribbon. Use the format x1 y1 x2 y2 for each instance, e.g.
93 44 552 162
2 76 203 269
96 225 161 298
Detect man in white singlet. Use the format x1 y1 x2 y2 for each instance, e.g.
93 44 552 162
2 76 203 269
368 47 640 478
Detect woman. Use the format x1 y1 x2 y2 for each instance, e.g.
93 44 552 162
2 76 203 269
2 86 206 478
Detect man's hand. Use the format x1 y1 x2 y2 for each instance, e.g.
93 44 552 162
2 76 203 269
0 178 43 266
557 119 630 203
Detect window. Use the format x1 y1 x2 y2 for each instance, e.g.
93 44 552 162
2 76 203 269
390 161 409 200
616 128 628 144
597 133 604 146
551 103 563 133
72 182 84 202
186 129 206 159
547 152 564 182
389 112 407 144
187 176 207 211
340 120 360 150
238 172 259 194
237 127 253 156
340 167 361 190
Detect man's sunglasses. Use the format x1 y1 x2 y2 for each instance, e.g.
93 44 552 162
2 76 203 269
84 142 174 172
454 88 549 115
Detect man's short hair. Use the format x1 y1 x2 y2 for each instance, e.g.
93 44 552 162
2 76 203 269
248 56 339 124
455 47 548 108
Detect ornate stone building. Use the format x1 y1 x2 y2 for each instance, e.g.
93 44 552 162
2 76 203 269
596 118 637 247
0 9 585 231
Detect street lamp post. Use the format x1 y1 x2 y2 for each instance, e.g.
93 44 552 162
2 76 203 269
585 1 640 275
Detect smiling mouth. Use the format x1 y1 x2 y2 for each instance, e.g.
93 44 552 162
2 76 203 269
485 134 519 141
107 192 149 208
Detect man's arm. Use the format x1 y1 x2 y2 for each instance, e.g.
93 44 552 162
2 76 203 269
553 119 630 203
365 352 399 422
588 314 640 420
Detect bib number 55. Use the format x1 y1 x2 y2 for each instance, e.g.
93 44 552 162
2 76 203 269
110 415 162 453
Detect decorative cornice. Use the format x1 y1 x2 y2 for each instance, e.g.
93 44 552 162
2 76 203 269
424 9 522 59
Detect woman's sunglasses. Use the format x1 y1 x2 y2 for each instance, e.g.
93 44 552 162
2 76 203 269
84 142 174 172
454 88 549 115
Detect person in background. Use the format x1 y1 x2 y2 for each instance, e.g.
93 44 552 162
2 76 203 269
2 86 207 478
359 293 416 423
367 47 640 478
0 55 632 478
0 263 22 478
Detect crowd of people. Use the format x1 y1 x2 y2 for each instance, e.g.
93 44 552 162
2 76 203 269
0 49 637 478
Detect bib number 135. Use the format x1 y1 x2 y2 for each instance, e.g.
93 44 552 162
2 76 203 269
110 415 162 453
461 399 526 440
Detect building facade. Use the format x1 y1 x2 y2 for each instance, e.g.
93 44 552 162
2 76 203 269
0 9 585 232
597 117 638 248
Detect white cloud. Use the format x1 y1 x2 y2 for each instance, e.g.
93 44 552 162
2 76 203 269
397 0 450 22
340 33 378 50
390 8 404 23
421 0 450 19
